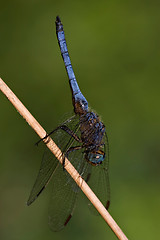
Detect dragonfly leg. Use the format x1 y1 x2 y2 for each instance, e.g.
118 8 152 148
63 145 82 168
36 125 82 146
58 125 82 143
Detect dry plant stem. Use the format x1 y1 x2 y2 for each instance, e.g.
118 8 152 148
0 77 128 240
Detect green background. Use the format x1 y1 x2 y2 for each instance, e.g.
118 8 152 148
0 1 160 239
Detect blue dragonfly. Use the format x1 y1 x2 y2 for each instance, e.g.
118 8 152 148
27 16 110 231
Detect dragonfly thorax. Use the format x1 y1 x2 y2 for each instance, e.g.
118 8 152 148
80 111 105 150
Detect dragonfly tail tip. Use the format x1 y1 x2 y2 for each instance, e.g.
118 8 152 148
56 16 61 23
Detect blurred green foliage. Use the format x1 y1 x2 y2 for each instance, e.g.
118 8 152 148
0 1 160 239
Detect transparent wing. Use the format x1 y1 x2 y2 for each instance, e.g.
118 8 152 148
27 147 59 205
48 145 90 231
27 114 78 206
87 133 110 214
27 114 91 231
48 113 92 231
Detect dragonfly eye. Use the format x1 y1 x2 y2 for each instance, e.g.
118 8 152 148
86 150 105 165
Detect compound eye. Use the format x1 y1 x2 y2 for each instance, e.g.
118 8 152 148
96 150 105 160
86 150 105 165
96 151 105 162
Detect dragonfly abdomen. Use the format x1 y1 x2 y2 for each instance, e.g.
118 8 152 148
56 16 88 114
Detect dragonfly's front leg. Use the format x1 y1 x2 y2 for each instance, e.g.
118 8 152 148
36 125 82 145
36 125 83 169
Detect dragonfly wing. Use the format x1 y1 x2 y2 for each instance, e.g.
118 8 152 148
27 114 78 206
28 114 88 231
48 163 78 231
27 146 59 206
48 142 89 231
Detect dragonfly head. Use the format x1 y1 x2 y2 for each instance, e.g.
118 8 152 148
86 150 105 165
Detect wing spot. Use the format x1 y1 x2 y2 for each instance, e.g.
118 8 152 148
64 214 72 226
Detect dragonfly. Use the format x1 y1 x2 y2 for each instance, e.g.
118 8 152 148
27 16 110 231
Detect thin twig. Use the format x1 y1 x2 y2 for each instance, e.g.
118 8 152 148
0 77 128 240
